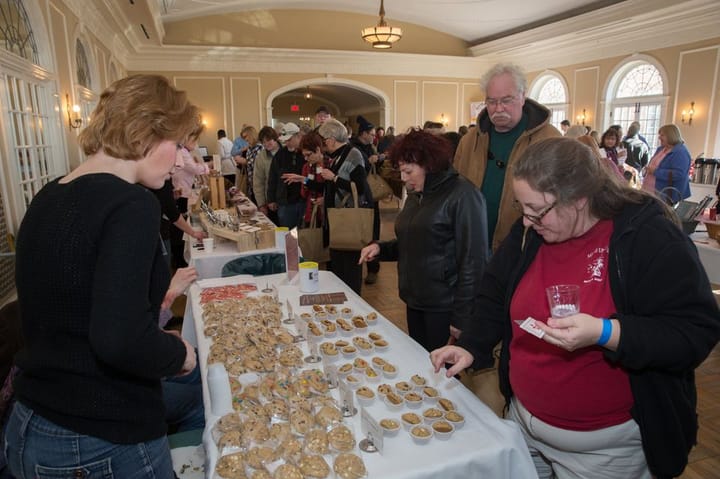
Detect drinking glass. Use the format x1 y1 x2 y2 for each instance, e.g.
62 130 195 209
545 284 580 318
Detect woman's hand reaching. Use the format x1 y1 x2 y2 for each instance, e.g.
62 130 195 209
430 345 474 378
358 243 380 264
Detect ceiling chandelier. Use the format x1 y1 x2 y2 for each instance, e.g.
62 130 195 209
361 0 402 49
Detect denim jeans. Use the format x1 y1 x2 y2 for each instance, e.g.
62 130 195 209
3 402 175 479
162 358 205 432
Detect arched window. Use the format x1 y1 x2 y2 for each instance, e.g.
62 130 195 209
605 58 667 151
528 72 568 131
0 0 39 63
76 39 91 89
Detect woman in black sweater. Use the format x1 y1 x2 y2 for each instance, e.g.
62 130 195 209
5 75 201 478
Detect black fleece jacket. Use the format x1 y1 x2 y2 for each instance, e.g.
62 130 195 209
456 197 720 479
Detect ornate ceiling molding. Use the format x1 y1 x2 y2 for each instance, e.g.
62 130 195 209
469 0 720 72
125 45 490 79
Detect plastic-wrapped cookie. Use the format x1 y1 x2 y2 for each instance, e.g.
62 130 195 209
278 437 303 462
270 422 292 443
298 454 331 479
290 409 314 436
243 418 271 443
333 453 367 479
245 445 276 469
251 469 272 479
218 430 243 449
315 404 343 428
215 451 246 479
273 463 303 479
303 428 330 454
328 424 356 452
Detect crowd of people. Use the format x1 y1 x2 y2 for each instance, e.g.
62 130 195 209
1 62 718 479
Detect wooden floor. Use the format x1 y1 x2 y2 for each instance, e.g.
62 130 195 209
359 200 720 478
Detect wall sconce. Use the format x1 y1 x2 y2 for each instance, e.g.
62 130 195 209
66 94 81 129
681 101 695 125
440 113 449 126
576 109 586 126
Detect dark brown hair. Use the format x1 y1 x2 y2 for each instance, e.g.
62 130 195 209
258 125 279 142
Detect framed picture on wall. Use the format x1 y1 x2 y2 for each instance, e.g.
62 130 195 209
470 101 485 123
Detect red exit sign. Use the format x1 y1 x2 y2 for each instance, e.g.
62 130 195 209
290 104 300 112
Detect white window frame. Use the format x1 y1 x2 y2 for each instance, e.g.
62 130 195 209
528 71 569 131
603 55 670 150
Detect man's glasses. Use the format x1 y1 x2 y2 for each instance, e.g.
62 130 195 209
512 200 556 226
485 95 518 108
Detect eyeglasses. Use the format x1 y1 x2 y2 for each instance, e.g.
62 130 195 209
485 95 518 108
512 200 556 226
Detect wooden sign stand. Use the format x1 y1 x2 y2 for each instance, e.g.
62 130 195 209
208 174 226 210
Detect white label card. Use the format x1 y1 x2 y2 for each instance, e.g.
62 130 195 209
519 317 546 339
361 407 384 454
339 380 354 414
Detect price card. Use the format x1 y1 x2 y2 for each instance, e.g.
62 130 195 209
339 380 357 417
324 363 338 389
361 407 384 454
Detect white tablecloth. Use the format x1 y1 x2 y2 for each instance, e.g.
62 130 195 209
180 271 538 479
691 230 720 284
185 234 282 280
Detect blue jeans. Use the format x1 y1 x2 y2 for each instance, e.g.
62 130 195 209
3 402 175 479
162 359 205 432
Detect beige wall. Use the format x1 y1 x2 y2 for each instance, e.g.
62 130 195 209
530 37 720 155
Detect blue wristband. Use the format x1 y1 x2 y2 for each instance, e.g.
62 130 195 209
597 318 612 346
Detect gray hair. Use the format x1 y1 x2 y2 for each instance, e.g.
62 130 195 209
318 118 348 143
480 63 527 96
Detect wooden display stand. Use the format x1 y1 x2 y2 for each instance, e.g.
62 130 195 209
200 210 276 252
208 174 226 210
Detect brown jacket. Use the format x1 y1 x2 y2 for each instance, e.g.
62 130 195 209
454 98 560 250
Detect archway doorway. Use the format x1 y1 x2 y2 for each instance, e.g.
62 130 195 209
267 78 391 135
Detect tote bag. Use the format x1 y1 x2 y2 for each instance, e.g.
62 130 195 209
298 204 330 263
327 182 374 251
366 163 393 201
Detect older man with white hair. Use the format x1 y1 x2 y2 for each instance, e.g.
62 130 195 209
454 63 560 252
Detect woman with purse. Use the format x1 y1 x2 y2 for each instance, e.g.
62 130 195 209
359 129 489 351
317 118 371 294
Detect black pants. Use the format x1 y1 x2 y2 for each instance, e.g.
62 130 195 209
330 249 362 296
366 201 381 274
406 306 452 352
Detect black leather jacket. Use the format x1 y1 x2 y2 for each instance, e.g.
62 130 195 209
377 167 488 330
